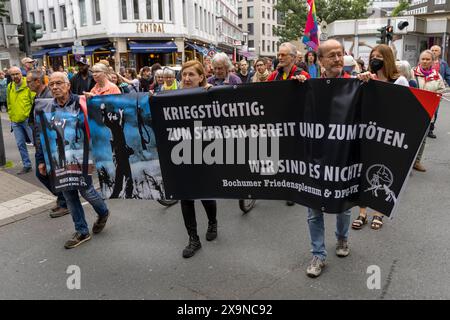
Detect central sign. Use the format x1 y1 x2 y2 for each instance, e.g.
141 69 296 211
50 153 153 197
136 23 165 34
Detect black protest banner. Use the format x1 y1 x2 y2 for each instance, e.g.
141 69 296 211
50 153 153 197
150 79 441 217
35 96 92 193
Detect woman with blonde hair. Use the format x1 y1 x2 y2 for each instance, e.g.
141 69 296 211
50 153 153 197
177 60 217 259
411 50 446 171
84 63 120 97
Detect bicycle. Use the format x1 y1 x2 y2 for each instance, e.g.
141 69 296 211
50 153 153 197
239 199 257 215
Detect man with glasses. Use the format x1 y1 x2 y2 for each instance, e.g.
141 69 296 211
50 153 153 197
6 67 34 175
38 72 110 249
295 39 352 278
268 42 310 82
268 43 310 206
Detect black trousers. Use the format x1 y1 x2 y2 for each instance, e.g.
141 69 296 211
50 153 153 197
181 200 217 237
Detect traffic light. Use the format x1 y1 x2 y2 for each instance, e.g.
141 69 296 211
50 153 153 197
386 25 394 43
17 22 26 52
28 22 43 42
376 26 386 45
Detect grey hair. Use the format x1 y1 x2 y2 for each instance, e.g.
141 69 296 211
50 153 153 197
279 42 297 56
212 52 232 70
395 60 412 81
92 63 109 73
420 49 435 61
27 69 45 83
163 68 175 77
154 69 164 77
50 72 70 83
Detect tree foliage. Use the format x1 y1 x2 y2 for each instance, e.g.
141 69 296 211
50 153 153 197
391 0 409 17
274 0 371 42
274 0 308 43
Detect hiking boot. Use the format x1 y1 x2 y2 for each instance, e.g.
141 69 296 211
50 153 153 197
306 256 325 278
413 162 426 172
286 201 295 206
336 239 350 257
64 232 91 249
182 235 202 258
92 212 109 234
49 207 70 218
206 222 217 241
17 167 32 175
428 130 436 139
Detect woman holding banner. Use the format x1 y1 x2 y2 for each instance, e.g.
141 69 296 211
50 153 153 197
353 44 409 231
411 50 446 172
177 60 218 259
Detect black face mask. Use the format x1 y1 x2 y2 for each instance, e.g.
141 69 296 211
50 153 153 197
370 58 384 73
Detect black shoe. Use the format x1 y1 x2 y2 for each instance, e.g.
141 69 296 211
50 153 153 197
182 235 202 258
428 131 436 139
49 207 70 218
64 232 91 249
92 212 109 234
286 201 295 206
206 222 217 241
17 167 32 175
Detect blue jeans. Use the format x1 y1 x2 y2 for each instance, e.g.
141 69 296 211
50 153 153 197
62 177 109 235
307 208 352 261
11 120 33 168
35 168 67 209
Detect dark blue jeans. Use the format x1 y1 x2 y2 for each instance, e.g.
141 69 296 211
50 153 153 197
35 167 67 209
62 176 109 235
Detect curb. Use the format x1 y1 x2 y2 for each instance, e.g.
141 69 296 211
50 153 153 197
0 202 54 228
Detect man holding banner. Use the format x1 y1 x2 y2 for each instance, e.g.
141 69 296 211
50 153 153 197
299 40 352 278
41 72 110 249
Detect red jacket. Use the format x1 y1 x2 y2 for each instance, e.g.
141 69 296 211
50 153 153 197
267 65 311 82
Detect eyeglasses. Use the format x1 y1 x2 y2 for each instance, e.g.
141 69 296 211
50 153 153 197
278 53 293 58
256 64 265 67
325 52 344 60
48 81 66 88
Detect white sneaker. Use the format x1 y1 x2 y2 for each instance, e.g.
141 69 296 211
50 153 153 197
336 239 350 257
306 256 325 278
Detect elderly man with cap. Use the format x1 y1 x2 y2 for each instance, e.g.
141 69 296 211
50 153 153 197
21 57 36 76
70 56 95 95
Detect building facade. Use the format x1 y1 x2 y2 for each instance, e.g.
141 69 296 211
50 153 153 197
0 1 22 69
407 0 450 15
328 14 450 67
370 0 400 16
238 0 281 59
17 0 242 71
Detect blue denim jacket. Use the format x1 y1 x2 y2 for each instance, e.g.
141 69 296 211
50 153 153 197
439 59 450 86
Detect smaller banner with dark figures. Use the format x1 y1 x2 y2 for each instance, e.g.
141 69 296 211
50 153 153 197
87 93 164 200
35 96 92 192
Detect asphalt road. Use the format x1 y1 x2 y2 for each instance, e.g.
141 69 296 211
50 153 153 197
0 100 449 300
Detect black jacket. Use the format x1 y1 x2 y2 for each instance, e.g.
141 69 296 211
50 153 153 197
70 72 96 95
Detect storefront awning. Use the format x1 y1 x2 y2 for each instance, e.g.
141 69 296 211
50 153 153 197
186 43 209 56
129 42 178 53
32 48 56 59
48 46 72 57
85 44 111 55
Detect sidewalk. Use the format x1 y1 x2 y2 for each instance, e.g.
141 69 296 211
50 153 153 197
0 169 55 227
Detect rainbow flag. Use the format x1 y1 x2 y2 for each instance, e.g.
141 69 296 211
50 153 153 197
302 0 320 51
